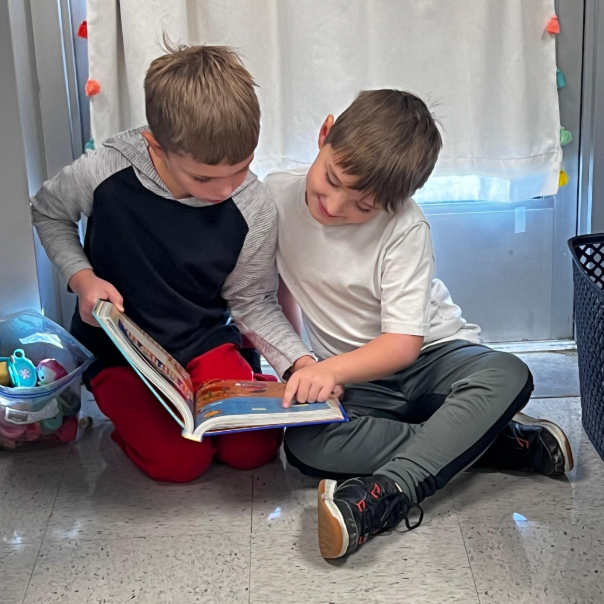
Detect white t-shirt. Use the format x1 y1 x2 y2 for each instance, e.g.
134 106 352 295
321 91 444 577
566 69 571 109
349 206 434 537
265 169 482 361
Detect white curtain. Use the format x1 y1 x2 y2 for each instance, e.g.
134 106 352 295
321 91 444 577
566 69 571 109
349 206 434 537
87 0 561 203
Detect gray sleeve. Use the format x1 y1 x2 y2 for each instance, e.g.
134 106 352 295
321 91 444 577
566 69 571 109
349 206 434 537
30 148 127 285
223 182 312 378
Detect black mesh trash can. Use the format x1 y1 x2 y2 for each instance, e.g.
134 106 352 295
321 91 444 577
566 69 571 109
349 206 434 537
569 234 604 461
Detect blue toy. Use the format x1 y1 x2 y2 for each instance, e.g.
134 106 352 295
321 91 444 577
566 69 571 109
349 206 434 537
8 349 38 388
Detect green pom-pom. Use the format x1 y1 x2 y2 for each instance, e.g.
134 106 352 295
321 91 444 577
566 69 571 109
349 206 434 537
84 138 95 151
560 127 572 146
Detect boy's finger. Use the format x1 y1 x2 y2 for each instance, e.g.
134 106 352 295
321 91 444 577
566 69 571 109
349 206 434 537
296 380 311 404
307 382 322 404
107 286 125 312
283 376 299 408
318 385 333 402
333 385 345 399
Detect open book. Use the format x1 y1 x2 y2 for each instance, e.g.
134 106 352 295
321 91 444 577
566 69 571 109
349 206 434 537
93 300 347 441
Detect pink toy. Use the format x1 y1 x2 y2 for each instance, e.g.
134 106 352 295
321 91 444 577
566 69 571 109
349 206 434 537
36 359 68 386
0 413 26 439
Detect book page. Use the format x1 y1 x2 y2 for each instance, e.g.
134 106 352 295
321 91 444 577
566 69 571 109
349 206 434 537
114 309 194 404
194 380 336 429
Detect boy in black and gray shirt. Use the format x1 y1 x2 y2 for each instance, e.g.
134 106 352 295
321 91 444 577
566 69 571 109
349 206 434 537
31 44 321 481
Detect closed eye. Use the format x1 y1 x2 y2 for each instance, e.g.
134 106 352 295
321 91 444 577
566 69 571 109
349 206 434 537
325 171 339 188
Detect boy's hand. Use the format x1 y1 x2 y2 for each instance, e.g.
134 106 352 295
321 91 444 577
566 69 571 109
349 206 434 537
332 384 345 400
291 355 316 372
69 268 124 326
283 360 338 408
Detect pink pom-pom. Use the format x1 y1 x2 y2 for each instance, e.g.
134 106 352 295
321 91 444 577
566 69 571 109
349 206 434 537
85 79 101 97
546 15 560 34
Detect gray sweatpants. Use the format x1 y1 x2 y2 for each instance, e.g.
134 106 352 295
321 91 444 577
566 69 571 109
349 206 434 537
284 340 533 504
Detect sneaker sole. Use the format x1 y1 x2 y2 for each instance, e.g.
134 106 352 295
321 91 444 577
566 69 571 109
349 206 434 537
513 412 574 473
317 479 349 559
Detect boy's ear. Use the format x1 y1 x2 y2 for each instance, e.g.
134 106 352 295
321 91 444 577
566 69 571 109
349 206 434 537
141 130 166 159
318 115 335 149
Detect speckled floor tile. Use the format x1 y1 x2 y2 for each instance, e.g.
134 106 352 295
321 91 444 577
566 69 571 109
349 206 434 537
68 419 126 466
44 457 253 542
0 543 39 604
451 462 604 528
250 524 479 603
452 398 604 528
23 533 250 604
0 447 69 545
252 459 458 534
462 519 604 603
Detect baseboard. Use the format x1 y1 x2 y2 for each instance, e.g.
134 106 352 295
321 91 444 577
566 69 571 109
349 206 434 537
261 339 577 374
487 340 577 353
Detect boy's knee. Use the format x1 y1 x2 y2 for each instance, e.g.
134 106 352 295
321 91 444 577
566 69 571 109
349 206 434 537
473 350 533 405
118 435 215 483
284 424 328 468
143 451 213 483
215 429 283 470
492 351 532 391
284 425 317 454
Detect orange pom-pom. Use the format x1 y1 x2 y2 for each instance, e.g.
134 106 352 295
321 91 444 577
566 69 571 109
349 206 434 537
77 20 88 39
546 15 560 34
85 79 101 96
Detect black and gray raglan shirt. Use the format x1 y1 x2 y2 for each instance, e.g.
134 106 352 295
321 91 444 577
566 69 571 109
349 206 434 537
31 127 311 380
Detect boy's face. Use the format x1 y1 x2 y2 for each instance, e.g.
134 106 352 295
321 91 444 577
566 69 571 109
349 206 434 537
142 131 252 202
305 116 382 226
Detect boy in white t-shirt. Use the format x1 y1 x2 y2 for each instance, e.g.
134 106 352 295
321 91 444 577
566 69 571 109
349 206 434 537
265 90 573 560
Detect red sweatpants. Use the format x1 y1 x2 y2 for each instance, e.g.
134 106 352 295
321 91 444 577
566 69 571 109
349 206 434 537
90 343 283 482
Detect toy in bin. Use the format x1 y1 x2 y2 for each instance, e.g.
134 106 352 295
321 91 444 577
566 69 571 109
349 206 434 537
0 309 95 451
37 358 68 385
7 349 37 387
0 355 10 386
1 350 68 388
0 351 75 448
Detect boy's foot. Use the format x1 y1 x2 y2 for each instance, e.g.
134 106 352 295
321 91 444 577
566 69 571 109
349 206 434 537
478 412 574 476
317 475 423 559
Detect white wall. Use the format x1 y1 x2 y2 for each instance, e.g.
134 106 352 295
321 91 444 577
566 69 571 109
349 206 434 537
0 0 41 317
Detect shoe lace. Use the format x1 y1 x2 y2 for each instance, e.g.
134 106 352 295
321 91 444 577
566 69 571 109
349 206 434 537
359 488 424 540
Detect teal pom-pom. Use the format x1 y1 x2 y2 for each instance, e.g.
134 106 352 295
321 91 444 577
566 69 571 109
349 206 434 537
557 69 566 89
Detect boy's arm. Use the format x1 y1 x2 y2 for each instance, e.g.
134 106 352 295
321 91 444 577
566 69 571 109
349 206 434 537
283 221 434 406
222 187 313 378
283 333 423 407
277 276 304 337
31 152 97 284
31 149 126 322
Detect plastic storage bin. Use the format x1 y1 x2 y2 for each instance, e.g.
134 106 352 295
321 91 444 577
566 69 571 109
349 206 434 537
0 310 94 451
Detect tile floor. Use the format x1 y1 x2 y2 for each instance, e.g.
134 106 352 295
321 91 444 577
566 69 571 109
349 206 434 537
2 351 603 603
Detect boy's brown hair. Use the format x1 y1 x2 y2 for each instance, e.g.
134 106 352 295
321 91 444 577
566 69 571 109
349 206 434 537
325 90 442 211
145 42 260 165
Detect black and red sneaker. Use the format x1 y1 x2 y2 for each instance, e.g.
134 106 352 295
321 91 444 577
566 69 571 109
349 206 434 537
317 475 423 559
476 412 574 476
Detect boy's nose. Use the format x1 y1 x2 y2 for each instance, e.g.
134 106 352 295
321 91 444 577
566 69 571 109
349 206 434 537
217 185 235 199
327 194 347 216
